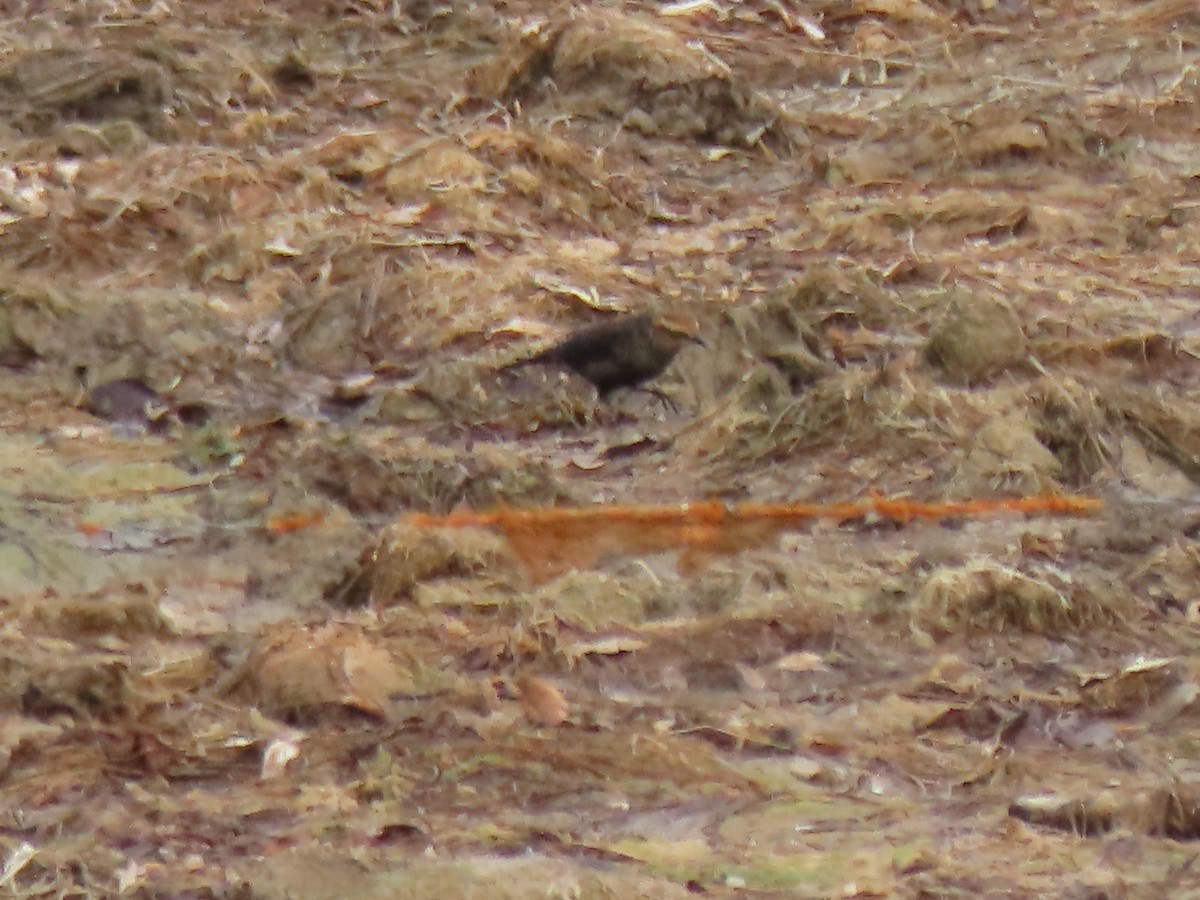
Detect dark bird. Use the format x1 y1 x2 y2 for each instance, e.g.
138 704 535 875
83 376 172 429
77 369 210 430
503 311 704 404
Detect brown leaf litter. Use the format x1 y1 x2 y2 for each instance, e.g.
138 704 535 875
4 0 1200 896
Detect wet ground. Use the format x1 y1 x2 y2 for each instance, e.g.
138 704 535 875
3 1 1200 896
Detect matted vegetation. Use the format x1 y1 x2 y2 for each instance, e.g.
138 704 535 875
2 0 1200 896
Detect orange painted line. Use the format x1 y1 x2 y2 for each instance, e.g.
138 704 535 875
409 494 1104 530
265 511 327 534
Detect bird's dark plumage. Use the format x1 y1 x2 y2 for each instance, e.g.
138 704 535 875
505 311 703 398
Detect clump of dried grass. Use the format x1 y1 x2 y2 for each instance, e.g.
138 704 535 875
379 125 645 235
0 46 174 138
476 7 787 148
718 282 829 391
924 290 1027 385
1079 657 1183 719
1012 782 1200 841
1028 377 1113 486
1008 792 1119 838
684 357 953 476
0 271 73 366
20 585 170 637
355 519 516 606
784 262 906 330
521 568 663 631
950 409 1062 497
466 125 645 227
39 286 241 391
911 559 1127 636
299 434 576 516
0 633 131 715
1104 383 1200 485
1138 785 1200 841
377 357 593 430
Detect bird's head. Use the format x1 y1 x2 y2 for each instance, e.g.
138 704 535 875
654 311 706 347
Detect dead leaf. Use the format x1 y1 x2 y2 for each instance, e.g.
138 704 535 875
516 675 569 726
561 634 649 662
775 651 827 673
244 623 408 717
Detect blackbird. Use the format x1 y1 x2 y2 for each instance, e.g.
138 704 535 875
83 377 172 429
78 369 210 430
504 311 703 402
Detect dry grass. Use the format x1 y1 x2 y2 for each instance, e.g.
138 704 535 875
3 0 1200 896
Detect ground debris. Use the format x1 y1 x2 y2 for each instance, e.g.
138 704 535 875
1 0 1199 895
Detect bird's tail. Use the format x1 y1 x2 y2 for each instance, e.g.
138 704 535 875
498 349 555 373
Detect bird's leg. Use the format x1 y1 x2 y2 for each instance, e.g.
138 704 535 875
632 387 680 415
